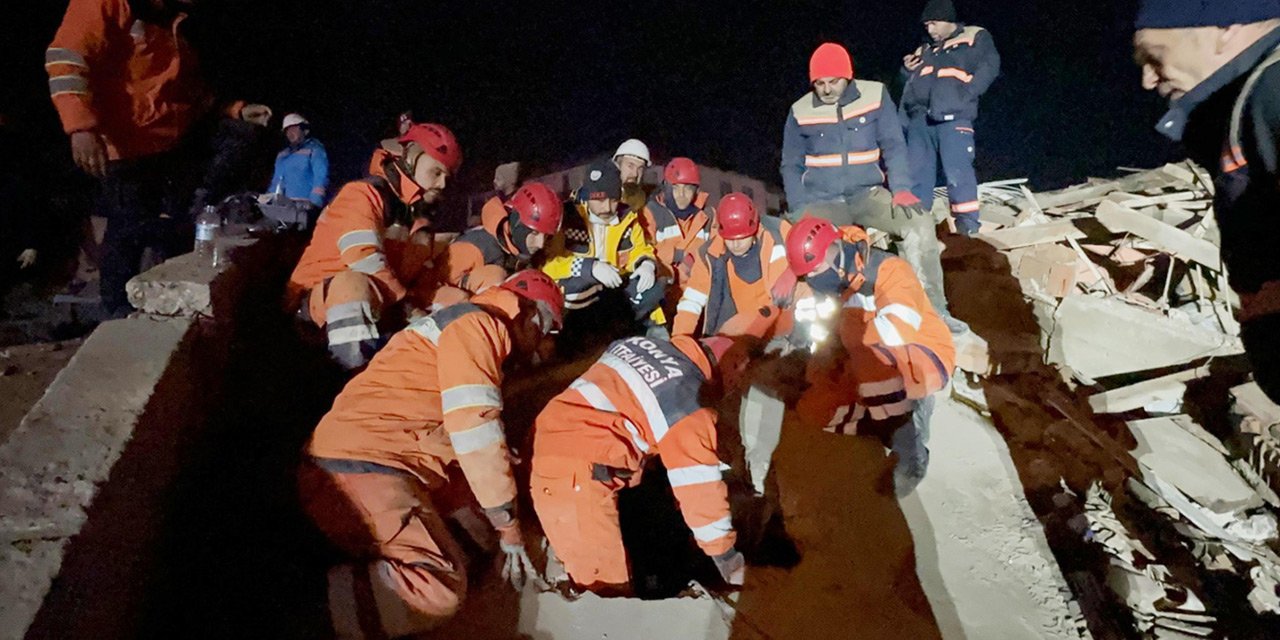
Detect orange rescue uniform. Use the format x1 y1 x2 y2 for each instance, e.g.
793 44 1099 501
288 157 451 368
640 191 712 288
301 288 524 637
794 227 955 432
434 196 528 297
674 216 793 339
531 336 735 591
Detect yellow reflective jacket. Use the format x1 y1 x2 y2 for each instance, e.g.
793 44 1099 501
543 201 664 323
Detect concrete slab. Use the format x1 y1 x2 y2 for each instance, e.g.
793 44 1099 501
902 399 1085 640
517 587 731 640
125 234 259 318
0 315 195 639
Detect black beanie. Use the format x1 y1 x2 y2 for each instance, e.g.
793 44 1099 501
921 0 957 22
583 159 622 200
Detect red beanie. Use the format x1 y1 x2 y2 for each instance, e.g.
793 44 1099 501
809 43 854 82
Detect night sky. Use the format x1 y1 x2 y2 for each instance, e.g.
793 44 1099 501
10 0 1179 196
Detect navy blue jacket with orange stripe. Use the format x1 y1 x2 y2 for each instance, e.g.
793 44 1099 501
781 79 911 211
900 24 1000 124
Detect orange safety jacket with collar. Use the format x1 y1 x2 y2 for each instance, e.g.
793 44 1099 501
641 191 712 284
794 226 955 431
673 216 792 339
307 287 523 519
534 336 736 557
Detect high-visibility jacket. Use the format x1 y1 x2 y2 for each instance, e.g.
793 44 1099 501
289 161 437 306
307 287 522 518
641 191 712 284
534 336 736 557
437 196 529 293
268 137 329 206
46 0 212 160
543 201 658 310
674 216 792 338
900 25 1000 124
797 226 955 430
780 80 911 212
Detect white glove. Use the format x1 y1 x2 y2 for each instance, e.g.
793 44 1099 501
499 542 537 590
632 260 656 293
592 261 623 288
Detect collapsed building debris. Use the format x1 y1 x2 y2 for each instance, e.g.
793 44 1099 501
956 162 1280 634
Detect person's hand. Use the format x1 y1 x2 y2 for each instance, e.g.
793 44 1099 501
632 261 656 293
500 541 537 590
891 191 925 220
592 261 623 288
70 131 107 178
17 249 37 269
903 53 924 71
712 548 745 586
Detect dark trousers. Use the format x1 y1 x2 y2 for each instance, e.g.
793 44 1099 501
906 115 980 234
99 151 196 313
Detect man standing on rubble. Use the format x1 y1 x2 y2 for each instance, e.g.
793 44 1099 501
781 42 966 336
1132 0 1280 403
900 0 1001 236
543 159 667 331
530 334 749 594
300 270 563 637
779 217 955 496
287 123 462 369
45 0 270 317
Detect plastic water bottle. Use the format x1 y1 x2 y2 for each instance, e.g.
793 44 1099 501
195 205 221 265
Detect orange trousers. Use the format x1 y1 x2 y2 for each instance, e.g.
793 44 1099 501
530 456 634 593
307 271 386 370
299 460 468 638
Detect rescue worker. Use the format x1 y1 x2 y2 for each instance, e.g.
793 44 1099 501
673 193 793 497
673 193 792 340
640 157 712 303
780 217 955 496
781 42 963 335
614 138 653 214
1132 0 1280 402
266 113 329 213
45 0 269 316
300 270 563 637
901 0 1001 236
543 159 666 329
287 123 462 369
531 334 749 594
436 182 563 298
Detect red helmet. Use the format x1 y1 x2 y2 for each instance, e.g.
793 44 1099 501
716 193 759 240
509 183 563 235
785 217 842 276
664 157 701 185
399 123 462 174
700 336 751 391
500 269 564 331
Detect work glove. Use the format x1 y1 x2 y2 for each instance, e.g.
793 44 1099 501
891 191 925 220
591 260 623 288
70 130 107 178
496 522 538 590
631 260 657 293
712 548 746 586
769 269 798 308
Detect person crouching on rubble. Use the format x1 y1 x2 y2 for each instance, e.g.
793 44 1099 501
530 334 751 595
299 270 563 637
286 123 462 370
777 217 955 496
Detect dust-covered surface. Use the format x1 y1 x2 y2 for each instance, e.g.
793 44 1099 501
0 339 82 445
903 398 1084 640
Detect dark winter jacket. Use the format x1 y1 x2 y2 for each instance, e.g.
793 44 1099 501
900 24 1000 123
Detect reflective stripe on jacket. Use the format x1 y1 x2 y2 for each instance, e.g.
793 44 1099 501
533 336 735 556
674 216 791 338
781 80 911 211
543 200 657 309
307 288 521 513
900 25 1000 123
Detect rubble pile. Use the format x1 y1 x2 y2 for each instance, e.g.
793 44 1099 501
954 163 1280 635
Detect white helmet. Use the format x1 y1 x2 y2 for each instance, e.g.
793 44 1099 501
281 113 309 131
613 138 651 166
